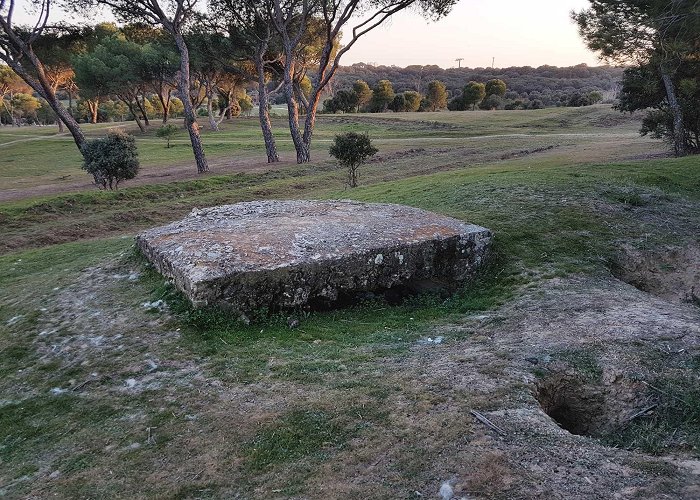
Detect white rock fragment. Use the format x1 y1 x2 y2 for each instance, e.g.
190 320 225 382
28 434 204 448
141 299 165 310
6 315 23 326
418 336 444 345
439 481 454 500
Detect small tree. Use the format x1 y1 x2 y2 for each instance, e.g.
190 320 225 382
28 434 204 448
82 130 140 189
370 80 395 112
239 94 254 117
425 80 447 111
463 81 486 110
484 79 507 97
329 132 378 188
352 79 373 112
403 91 422 112
156 123 179 148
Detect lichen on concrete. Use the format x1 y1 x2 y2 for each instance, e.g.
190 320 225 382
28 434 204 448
136 200 493 315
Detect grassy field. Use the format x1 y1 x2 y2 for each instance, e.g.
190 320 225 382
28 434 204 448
1 105 699 498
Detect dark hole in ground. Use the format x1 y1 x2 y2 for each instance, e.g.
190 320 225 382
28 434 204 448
536 375 613 437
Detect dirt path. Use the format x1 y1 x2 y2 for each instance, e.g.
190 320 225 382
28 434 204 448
0 131 647 204
0 155 298 203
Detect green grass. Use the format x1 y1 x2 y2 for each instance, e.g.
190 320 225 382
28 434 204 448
0 105 643 191
604 375 700 455
244 409 349 471
556 349 603 382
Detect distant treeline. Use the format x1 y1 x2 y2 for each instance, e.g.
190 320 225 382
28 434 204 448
326 63 623 109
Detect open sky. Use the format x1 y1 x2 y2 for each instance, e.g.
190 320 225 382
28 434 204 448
11 0 600 69
341 0 599 68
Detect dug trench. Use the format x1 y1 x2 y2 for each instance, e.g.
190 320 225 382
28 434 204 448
608 242 700 306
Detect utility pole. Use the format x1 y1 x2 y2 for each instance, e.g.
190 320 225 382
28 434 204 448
455 57 464 68
492 57 495 69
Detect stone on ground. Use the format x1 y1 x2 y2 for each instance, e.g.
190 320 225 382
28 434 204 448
136 200 492 314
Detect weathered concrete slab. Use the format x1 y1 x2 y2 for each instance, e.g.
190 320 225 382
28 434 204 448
136 200 492 314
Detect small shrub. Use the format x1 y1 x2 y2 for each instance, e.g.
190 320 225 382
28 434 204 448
156 124 179 148
82 130 139 190
329 132 378 188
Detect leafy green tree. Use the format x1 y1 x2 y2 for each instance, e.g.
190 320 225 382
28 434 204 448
588 91 603 104
462 81 486 110
572 0 698 156
324 89 359 113
8 93 41 125
99 99 130 122
329 132 378 188
480 94 504 110
169 97 184 117
370 79 394 112
425 80 447 111
82 130 140 189
352 79 372 111
388 93 406 112
156 123 179 148
239 94 254 117
0 2 87 151
83 0 210 172
1 66 31 124
138 38 179 123
447 95 466 111
403 91 422 112
618 60 699 153
484 79 507 97
269 0 456 163
73 36 151 132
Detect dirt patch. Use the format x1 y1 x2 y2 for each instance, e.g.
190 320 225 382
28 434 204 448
610 243 700 305
0 154 294 203
500 144 557 160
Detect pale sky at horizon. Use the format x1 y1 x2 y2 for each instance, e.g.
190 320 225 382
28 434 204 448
10 0 601 69
341 0 600 68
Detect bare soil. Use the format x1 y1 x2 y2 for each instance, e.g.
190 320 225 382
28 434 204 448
611 243 700 305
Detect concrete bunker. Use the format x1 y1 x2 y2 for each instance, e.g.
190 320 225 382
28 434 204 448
136 200 493 316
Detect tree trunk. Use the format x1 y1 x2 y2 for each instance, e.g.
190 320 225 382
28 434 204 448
206 88 218 131
135 95 150 128
87 99 99 124
172 33 208 173
7 56 86 150
660 67 687 157
255 49 279 163
285 83 308 163
121 97 145 133
300 91 323 163
41 84 85 149
57 117 64 132
159 89 172 124
281 58 308 163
